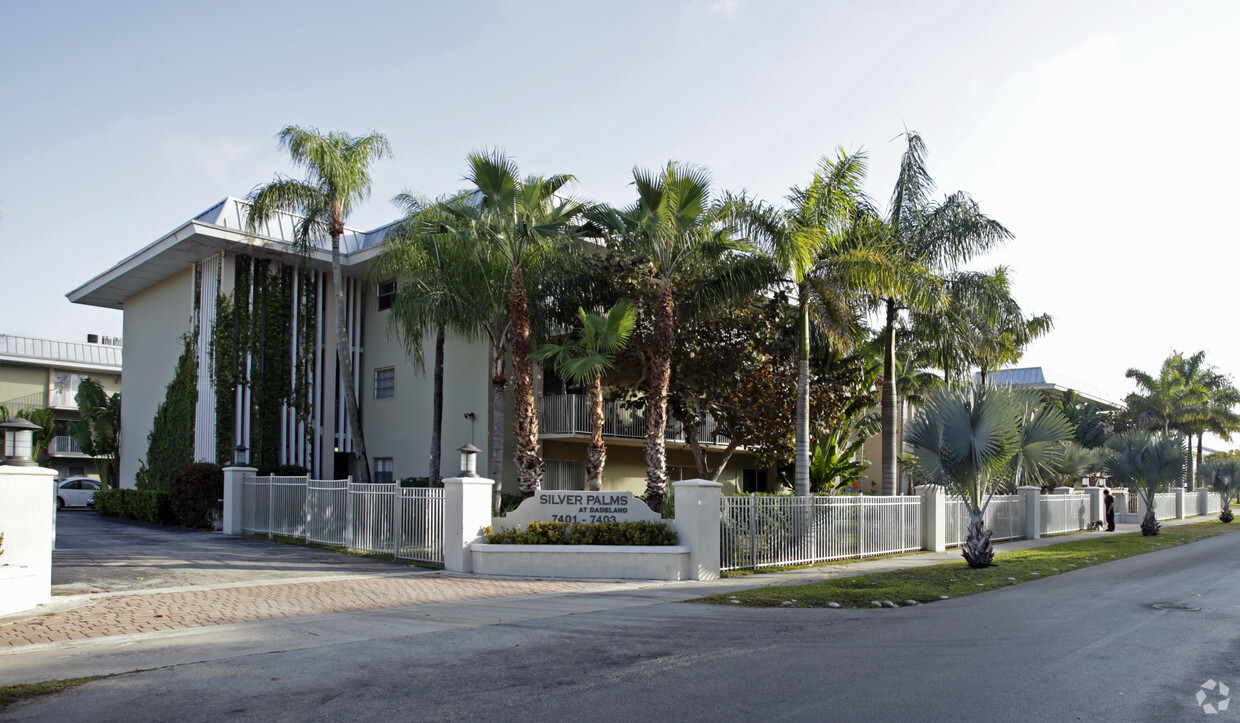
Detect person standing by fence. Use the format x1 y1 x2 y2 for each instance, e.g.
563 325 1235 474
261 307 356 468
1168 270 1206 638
1104 489 1116 532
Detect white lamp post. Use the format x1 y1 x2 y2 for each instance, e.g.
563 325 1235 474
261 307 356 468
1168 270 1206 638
1 417 41 466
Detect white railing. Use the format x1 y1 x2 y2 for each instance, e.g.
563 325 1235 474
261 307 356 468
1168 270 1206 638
1041 494 1090 535
242 474 444 564
1152 491 1178 520
720 494 922 571
540 393 727 445
946 495 1026 547
49 435 86 456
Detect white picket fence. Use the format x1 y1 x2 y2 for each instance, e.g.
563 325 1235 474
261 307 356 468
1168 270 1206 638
1151 491 1178 521
1041 494 1091 535
720 494 922 571
242 474 444 564
946 495 1025 547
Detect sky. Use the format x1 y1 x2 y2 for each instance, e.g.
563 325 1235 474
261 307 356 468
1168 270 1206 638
2 0 1238 432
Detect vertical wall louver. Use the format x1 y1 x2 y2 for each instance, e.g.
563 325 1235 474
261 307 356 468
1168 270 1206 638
194 253 222 463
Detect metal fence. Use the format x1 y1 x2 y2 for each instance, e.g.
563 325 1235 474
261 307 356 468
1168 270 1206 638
540 393 727 445
1041 494 1090 535
720 494 922 571
946 495 1026 547
241 474 444 564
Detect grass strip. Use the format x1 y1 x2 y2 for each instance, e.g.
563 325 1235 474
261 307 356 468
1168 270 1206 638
698 520 1239 609
0 675 108 711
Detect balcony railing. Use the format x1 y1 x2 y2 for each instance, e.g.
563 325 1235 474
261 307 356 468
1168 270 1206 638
539 394 728 446
50 435 89 456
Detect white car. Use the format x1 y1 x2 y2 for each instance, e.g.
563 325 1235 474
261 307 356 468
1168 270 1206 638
56 477 101 509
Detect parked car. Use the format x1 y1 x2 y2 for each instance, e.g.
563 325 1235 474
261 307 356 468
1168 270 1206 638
56 477 101 509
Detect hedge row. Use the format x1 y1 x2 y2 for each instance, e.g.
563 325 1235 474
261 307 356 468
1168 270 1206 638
94 489 176 525
485 520 678 546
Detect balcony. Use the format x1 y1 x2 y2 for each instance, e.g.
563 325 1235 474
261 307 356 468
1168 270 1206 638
49 435 92 457
539 394 729 446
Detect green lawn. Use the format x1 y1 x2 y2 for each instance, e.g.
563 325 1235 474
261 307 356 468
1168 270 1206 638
698 520 1240 609
0 675 108 711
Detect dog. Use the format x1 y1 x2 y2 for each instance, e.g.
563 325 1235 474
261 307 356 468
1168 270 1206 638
1089 520 1105 531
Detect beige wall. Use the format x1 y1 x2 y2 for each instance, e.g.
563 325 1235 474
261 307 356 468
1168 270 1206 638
0 364 47 405
119 267 194 488
359 293 492 483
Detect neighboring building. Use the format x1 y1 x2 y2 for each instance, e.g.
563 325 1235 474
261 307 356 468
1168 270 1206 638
68 197 758 494
0 333 123 480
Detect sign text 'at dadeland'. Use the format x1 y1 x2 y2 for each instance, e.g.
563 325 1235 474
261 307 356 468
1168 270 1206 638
502 490 663 526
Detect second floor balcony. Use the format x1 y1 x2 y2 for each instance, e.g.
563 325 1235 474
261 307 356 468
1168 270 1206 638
49 435 96 457
539 393 730 447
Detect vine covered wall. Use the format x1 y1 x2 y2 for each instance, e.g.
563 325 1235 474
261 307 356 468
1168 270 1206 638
140 333 198 491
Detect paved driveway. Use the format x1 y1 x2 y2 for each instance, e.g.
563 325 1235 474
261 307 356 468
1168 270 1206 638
51 510 419 595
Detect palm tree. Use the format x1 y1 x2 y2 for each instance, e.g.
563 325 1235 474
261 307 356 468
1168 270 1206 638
1105 430 1184 536
588 162 760 511
730 149 917 496
441 151 586 498
1198 455 1239 522
69 378 121 489
877 132 1013 495
1123 351 1208 491
372 192 493 486
904 382 1070 568
1181 360 1240 489
531 301 636 491
246 126 391 485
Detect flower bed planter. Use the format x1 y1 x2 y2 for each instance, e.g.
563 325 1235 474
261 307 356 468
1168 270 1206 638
470 543 693 581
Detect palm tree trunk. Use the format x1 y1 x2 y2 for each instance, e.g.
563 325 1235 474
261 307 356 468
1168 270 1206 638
795 291 811 497
962 507 994 568
429 324 445 486
643 282 674 511
586 372 606 492
509 264 543 497
880 298 899 496
332 232 370 485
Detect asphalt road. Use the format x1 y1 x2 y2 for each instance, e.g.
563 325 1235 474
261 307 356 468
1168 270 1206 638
51 510 417 595
8 528 1239 722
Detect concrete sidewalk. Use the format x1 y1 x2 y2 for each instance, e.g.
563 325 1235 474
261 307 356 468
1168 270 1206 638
1 516 1211 686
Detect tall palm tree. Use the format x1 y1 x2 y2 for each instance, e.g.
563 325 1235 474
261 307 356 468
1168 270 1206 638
371 192 492 486
1178 357 1240 489
442 150 586 498
246 126 390 485
1123 351 1209 490
532 301 636 491
1105 430 1184 536
730 149 917 496
588 162 759 511
905 382 1070 567
877 132 1013 495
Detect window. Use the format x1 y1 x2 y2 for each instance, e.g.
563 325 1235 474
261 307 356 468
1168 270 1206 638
377 279 397 311
742 468 762 493
374 457 393 484
543 460 585 490
82 480 101 490
374 367 395 399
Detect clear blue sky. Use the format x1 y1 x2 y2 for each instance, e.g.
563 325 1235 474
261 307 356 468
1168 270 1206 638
3 0 1238 422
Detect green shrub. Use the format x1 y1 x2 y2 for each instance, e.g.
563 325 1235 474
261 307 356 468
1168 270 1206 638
94 489 175 525
256 464 310 477
169 462 223 528
399 476 437 488
485 520 678 546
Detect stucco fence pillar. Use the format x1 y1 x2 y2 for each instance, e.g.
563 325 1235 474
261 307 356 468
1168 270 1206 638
671 479 722 581
1083 487 1104 527
916 485 947 552
1175 485 1187 519
1019 486 1041 540
443 476 495 574
0 465 57 616
222 465 258 536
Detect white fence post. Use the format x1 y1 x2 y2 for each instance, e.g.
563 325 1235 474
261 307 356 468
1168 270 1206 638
222 465 256 535
917 485 946 552
1175 485 1187 519
0 465 57 616
443 476 495 573
1084 487 1104 527
673 479 722 581
1019 486 1041 540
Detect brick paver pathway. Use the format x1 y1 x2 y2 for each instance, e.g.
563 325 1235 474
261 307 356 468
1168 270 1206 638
0 575 604 648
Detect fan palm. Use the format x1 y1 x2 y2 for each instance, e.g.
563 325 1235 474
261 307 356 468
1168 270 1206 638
532 301 636 491
1198 456 1239 522
440 150 587 498
246 126 391 485
877 132 1012 495
1104 430 1185 536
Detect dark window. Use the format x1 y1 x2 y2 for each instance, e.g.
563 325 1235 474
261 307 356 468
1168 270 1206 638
742 468 761 493
377 279 396 311
82 480 101 490
374 367 395 399
374 457 393 484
